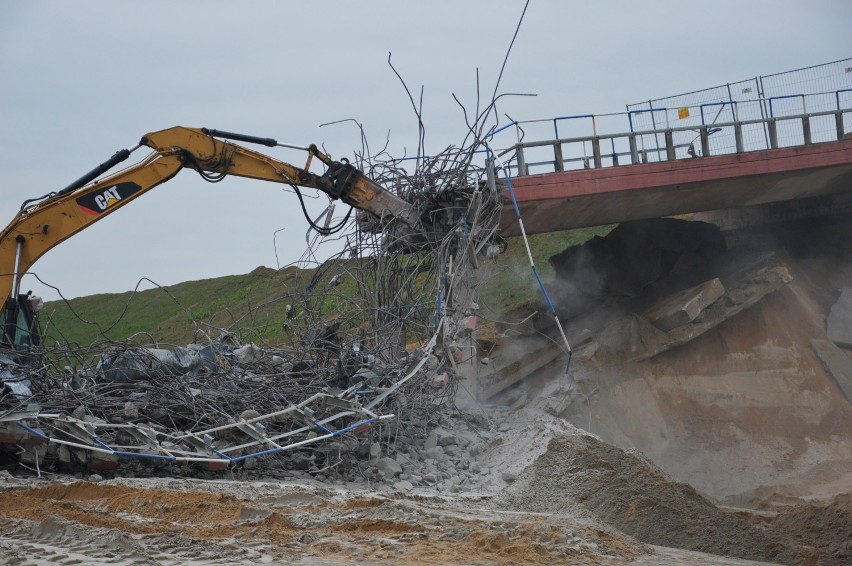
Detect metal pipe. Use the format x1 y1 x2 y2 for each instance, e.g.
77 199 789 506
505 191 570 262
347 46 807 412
837 89 852 111
229 417 382 462
649 101 662 159
10 236 24 300
768 94 808 118
756 76 770 149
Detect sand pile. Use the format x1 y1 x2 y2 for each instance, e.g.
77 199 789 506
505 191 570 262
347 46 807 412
766 494 852 566
498 215 852 507
497 433 850 565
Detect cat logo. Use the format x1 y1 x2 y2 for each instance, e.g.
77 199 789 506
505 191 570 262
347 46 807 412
76 182 143 216
94 186 122 211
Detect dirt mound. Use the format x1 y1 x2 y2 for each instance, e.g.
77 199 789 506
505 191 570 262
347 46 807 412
767 494 852 566
508 215 852 505
497 434 844 564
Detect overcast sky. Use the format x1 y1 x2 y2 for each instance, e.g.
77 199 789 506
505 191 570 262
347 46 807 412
1 0 850 301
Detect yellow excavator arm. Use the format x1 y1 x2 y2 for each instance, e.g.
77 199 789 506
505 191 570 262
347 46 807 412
0 126 419 349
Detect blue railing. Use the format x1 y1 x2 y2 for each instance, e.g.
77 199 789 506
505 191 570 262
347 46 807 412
494 89 852 176
385 90 851 178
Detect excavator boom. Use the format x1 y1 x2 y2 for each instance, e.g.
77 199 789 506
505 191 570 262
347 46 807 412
0 126 419 350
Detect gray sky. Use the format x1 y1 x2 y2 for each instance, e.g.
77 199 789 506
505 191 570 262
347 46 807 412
1 0 850 301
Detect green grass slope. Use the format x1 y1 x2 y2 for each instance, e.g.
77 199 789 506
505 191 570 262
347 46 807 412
40 226 614 348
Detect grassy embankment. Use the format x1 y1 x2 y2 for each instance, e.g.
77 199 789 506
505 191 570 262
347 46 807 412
41 226 614 349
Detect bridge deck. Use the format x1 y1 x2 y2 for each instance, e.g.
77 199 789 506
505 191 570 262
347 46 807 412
499 139 852 236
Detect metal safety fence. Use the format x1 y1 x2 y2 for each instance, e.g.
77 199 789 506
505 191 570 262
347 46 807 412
488 88 852 177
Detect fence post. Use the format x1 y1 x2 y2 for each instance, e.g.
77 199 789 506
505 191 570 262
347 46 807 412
664 130 675 161
767 119 778 149
802 116 812 145
837 111 846 141
700 127 710 157
629 134 639 164
592 137 602 168
516 145 528 176
734 123 744 153
553 143 564 172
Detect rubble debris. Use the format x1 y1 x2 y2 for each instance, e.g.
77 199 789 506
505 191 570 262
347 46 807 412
97 344 216 381
598 251 793 362
0 336 400 474
0 91 507 478
643 278 725 332
480 336 563 400
486 221 796 399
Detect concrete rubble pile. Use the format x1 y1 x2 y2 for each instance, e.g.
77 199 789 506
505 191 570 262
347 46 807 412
0 336 490 488
0 117 507 482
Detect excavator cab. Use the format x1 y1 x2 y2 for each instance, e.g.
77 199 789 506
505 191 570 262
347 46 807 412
2 293 41 355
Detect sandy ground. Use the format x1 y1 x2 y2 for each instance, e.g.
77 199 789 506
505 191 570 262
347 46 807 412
0 472 782 566
0 406 847 566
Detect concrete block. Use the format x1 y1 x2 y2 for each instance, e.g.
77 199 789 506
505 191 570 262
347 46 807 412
827 287 852 348
644 278 725 331
376 457 403 478
480 337 563 400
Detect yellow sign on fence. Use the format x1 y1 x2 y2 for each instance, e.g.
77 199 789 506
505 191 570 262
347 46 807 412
678 107 690 120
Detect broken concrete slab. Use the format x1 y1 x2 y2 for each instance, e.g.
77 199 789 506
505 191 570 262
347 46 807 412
376 456 403 478
810 339 852 403
97 345 215 381
827 287 852 348
626 259 793 362
644 278 725 332
479 336 564 400
623 315 671 356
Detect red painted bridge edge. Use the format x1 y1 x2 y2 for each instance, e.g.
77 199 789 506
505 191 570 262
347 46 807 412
506 139 852 201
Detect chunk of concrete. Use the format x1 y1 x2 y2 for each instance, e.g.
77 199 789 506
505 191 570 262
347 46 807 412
644 278 725 332
811 339 852 403
480 336 563 400
234 344 263 364
631 261 792 362
827 287 852 348
376 457 403 478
